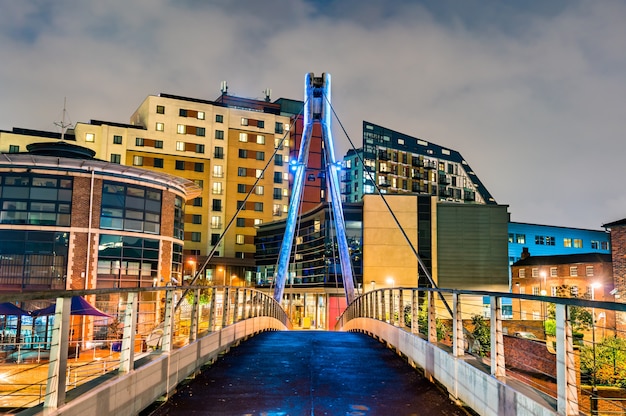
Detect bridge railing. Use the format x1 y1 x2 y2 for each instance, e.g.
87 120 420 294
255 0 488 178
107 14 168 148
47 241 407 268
0 286 289 413
336 287 626 416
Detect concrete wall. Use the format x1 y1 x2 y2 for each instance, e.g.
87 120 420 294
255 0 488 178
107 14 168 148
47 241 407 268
28 316 289 416
341 317 558 416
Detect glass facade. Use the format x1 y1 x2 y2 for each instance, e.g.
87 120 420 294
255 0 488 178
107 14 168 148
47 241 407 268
100 182 162 234
0 174 72 226
97 235 160 288
0 230 68 290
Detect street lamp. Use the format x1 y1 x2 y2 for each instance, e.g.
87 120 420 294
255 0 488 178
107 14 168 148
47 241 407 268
218 267 225 286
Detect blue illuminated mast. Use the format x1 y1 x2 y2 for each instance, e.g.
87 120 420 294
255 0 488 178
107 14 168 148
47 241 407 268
273 73 356 305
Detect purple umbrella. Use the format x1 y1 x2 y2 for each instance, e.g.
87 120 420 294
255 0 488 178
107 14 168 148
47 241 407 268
0 302 29 316
31 296 111 318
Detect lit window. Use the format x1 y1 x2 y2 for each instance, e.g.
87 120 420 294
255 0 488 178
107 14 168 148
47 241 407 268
193 179 203 188
236 234 245 244
282 188 288 197
213 165 224 178
85 133 95 142
255 169 264 178
570 286 579 297
255 185 264 195
239 133 248 142
254 218 263 226
532 286 539 296
516 234 525 244
550 267 557 277
241 118 248 126
564 238 572 248
212 182 223 195
257 135 265 144
197 111 205 120
570 266 578 277
273 204 281 216
531 268 539 277
176 141 185 151
156 122 164 131
211 216 222 229
573 239 583 248
177 124 186 134
132 156 143 166
519 269 526 278
586 266 594 277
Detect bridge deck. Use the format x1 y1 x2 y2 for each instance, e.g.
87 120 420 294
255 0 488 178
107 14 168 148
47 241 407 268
146 330 467 416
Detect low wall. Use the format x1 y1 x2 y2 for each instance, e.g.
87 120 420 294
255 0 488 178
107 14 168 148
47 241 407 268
341 317 558 416
25 316 289 416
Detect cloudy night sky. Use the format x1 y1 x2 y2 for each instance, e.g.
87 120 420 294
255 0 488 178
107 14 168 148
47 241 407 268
1 0 625 231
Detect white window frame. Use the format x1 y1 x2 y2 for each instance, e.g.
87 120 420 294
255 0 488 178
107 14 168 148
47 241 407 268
239 133 248 142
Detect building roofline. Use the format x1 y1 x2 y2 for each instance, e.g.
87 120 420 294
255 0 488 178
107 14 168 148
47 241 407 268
509 221 609 233
512 253 612 266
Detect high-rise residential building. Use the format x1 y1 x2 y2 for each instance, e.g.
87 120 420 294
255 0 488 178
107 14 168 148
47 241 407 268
0 91 293 285
341 121 496 205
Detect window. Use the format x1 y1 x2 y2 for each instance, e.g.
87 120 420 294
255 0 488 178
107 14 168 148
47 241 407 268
214 147 224 159
239 133 248 142
255 185 264 195
516 234 525 244
191 232 201 242
535 235 544 245
196 127 205 137
211 234 220 245
153 158 164 168
574 239 583 248
255 170 264 179
156 105 165 114
132 156 143 166
155 140 163 148
518 269 526 278
273 204 281 216
8 145 19 153
254 218 262 226
570 266 578 277
254 202 263 212
215 114 223 123
564 238 572 248
195 144 205 154
211 216 222 229
275 122 284 134
179 109 187 117
110 154 121 164
591 241 599 249
236 218 245 227
193 179 203 189
215 130 224 140
100 182 161 234
273 188 282 199
273 172 283 184
257 120 265 129
256 151 265 161
532 286 539 296
175 160 185 170
546 236 555 246
212 199 222 212
213 165 224 178
156 122 164 131
257 135 265 144
194 163 204 172
238 167 247 177
275 154 283 166
198 111 205 120
113 135 122 144
192 215 202 224
193 197 202 207
177 124 186 134
237 184 246 193
586 266 594 277
85 133 95 142
550 267 557 277
237 201 245 210
601 241 609 250
236 234 245 245
212 182 223 195
551 286 557 297
519 286 525 295
531 268 539 277
239 149 248 158
241 118 248 126
135 138 144 146
570 286 579 297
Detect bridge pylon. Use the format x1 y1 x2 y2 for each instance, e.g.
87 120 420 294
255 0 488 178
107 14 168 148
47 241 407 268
273 73 356 305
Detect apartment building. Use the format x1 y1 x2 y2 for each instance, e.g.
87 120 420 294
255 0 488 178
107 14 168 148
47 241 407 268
341 121 496 205
0 91 293 285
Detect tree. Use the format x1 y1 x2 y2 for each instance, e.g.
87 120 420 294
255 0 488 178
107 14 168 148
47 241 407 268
470 314 490 357
580 336 626 387
543 284 592 339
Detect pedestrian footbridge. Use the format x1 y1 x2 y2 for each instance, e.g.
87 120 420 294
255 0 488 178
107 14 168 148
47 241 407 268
1 286 623 416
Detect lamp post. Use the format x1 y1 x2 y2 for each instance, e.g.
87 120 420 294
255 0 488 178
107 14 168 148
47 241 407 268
590 281 601 414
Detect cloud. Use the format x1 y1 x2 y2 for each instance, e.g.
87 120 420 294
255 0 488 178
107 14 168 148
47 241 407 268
1 0 626 229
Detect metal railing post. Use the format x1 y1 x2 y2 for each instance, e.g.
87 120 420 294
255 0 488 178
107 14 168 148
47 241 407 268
43 297 71 409
162 290 175 352
453 293 464 357
490 295 505 377
120 292 138 373
398 289 405 328
428 291 437 343
189 289 200 343
556 303 579 415
412 289 419 335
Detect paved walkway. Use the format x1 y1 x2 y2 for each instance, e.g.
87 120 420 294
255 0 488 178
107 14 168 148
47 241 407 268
146 331 469 416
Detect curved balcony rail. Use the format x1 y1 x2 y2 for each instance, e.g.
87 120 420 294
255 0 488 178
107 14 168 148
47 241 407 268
336 287 626 416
